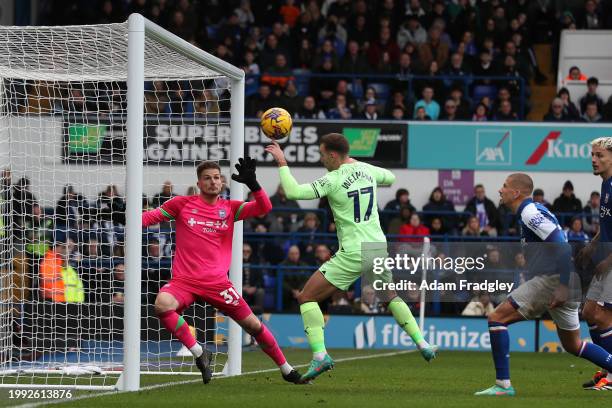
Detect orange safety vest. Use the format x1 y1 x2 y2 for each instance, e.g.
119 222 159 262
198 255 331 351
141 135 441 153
40 249 65 302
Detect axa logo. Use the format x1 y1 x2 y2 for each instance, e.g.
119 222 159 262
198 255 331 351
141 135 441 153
476 130 512 165
354 317 376 349
526 131 592 165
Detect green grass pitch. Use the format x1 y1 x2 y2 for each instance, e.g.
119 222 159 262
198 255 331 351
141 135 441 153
1 349 610 408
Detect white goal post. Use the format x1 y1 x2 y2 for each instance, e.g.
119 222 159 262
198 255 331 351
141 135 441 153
0 13 245 391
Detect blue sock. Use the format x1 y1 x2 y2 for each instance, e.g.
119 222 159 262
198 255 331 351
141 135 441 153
579 341 612 371
489 321 510 381
599 326 612 354
589 324 601 346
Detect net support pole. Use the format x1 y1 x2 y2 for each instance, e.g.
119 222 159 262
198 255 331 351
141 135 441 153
121 12 145 392
227 76 245 377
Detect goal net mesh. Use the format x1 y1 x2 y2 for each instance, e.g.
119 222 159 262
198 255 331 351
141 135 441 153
0 21 234 388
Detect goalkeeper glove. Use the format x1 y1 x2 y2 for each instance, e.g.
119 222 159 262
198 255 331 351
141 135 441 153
231 156 261 192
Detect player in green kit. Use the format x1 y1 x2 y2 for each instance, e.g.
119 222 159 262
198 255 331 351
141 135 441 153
265 133 436 383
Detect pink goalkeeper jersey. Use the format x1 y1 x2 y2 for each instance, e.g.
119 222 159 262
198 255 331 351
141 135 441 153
142 189 272 286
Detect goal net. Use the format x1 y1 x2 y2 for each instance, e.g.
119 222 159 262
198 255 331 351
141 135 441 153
0 14 245 390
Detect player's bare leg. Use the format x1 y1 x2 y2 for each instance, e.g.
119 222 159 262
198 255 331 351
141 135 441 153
154 292 212 384
379 289 437 361
296 271 338 382
235 313 303 384
475 301 524 396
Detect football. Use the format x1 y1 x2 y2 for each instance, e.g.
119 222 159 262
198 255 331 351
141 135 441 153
260 107 292 140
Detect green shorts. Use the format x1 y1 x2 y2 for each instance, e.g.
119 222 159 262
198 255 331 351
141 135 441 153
319 247 392 291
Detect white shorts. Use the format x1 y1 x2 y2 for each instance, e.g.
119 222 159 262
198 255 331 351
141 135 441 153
508 274 580 331
585 270 612 308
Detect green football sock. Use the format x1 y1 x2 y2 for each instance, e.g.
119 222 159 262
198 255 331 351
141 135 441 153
388 297 425 345
300 302 326 353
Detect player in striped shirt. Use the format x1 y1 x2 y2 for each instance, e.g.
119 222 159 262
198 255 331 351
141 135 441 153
475 173 612 396
578 137 612 390
142 159 302 384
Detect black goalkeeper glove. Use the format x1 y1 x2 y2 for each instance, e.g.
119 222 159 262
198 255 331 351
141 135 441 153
231 156 261 192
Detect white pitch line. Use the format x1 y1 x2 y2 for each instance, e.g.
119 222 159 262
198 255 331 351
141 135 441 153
14 350 416 408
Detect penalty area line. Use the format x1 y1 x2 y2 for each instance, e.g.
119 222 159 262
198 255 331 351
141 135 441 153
15 349 416 408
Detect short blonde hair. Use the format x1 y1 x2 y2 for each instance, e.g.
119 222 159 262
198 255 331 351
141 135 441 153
591 137 612 151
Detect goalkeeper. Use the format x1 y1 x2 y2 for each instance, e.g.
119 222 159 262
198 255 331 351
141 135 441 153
142 158 302 384
265 134 436 383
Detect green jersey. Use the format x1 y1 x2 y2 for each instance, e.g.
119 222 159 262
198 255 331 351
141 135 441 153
279 161 395 252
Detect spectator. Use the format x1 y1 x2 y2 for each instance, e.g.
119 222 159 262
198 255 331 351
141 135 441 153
247 222 284 265
259 34 285 73
313 243 332 267
310 57 338 112
532 188 553 211
242 243 265 313
312 39 340 72
295 95 326 119
261 53 294 90
565 66 587 82
279 245 311 311
296 212 321 259
579 77 604 113
557 87 581 121
358 285 382 314
473 51 497 85
418 25 449 70
552 180 583 226
317 14 347 47
385 92 408 120
384 188 416 213
25 203 54 259
219 175 230 200
565 217 590 243
472 103 489 121
246 84 276 118
111 263 125 304
428 217 449 239
464 184 500 236
346 14 370 49
279 0 300 28
422 187 457 232
391 105 407 120
399 213 430 242
577 0 603 29
367 26 401 69
339 40 370 74
96 184 125 226
583 191 600 235
12 176 37 228
55 184 87 230
492 100 518 121
387 205 413 235
335 80 358 113
39 241 84 303
150 181 176 209
397 15 427 49
360 99 379 120
603 95 612 122
447 87 471 120
491 87 517 117
328 290 353 314
543 97 572 122
295 38 315 69
413 86 440 120
395 53 416 93
269 183 300 221
277 81 302 114
440 99 460 121
461 292 495 316
414 106 431 120
327 94 353 119
462 215 489 238
581 100 602 123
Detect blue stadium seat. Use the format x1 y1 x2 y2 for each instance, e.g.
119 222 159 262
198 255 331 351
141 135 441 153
292 69 310 96
368 82 390 100
472 85 497 102
347 80 364 98
245 77 259 97
263 273 276 310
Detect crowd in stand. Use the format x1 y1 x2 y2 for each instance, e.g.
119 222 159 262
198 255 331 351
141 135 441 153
32 0 612 122
2 166 601 316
